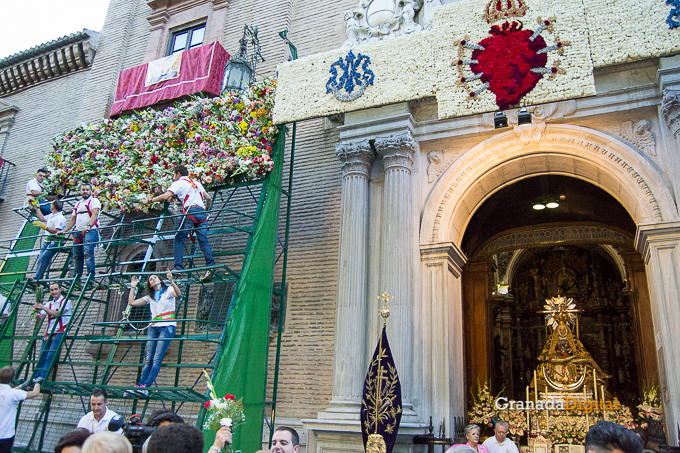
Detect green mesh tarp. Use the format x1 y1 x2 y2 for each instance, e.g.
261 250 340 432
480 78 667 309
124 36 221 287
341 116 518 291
203 128 285 453
0 221 40 367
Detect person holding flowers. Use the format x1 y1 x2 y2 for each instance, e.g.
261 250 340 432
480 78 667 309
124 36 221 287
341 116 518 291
140 165 215 282
128 269 181 391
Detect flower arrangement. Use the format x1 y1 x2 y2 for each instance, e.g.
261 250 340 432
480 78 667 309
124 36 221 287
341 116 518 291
43 79 277 213
497 408 528 436
550 417 587 445
468 379 500 428
607 399 636 429
202 370 245 432
637 384 663 429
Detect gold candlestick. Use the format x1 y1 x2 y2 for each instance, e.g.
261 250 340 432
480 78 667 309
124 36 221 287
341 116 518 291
601 384 606 420
593 370 597 402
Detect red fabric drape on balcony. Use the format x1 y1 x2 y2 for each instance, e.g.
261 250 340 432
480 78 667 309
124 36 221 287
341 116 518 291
110 42 229 117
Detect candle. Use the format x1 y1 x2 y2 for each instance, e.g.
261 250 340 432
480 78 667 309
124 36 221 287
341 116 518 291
545 384 549 430
526 386 530 434
534 370 538 403
593 370 597 402
602 385 606 420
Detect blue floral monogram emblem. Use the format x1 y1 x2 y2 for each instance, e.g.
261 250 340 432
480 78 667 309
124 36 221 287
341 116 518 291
667 0 680 28
326 50 375 102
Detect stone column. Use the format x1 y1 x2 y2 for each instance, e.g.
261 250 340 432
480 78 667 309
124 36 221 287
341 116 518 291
661 90 680 208
636 221 680 446
375 131 417 409
325 139 375 418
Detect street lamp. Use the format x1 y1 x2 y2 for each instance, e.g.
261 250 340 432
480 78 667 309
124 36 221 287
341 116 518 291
221 25 264 93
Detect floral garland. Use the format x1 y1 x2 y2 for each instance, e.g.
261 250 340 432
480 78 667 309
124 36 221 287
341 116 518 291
44 79 277 213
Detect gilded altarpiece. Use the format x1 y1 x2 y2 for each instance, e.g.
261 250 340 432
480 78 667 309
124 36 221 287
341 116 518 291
491 246 638 407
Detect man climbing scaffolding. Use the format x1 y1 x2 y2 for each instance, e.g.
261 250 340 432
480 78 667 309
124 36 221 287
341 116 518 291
141 165 215 282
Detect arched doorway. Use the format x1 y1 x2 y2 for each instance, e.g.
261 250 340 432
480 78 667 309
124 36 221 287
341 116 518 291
459 174 658 410
417 124 678 439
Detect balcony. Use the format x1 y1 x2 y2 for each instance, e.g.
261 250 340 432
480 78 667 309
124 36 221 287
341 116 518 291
110 41 229 117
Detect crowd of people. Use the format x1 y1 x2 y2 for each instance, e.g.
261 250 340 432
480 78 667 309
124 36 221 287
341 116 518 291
1 379 300 453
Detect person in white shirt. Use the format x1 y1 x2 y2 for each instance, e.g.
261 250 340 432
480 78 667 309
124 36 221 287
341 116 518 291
128 269 182 391
482 421 519 453
77 389 121 434
25 168 54 216
0 366 41 453
61 184 101 287
140 164 215 282
31 199 67 281
32 282 72 382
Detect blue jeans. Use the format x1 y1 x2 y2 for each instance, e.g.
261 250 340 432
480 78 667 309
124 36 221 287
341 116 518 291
72 229 99 282
34 333 63 380
138 325 175 387
173 207 215 269
34 240 61 280
38 201 51 216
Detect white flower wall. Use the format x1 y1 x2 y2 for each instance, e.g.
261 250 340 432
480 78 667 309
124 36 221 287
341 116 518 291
272 0 679 124
584 0 680 67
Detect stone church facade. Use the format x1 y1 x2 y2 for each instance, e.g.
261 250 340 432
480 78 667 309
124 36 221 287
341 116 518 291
2 0 680 452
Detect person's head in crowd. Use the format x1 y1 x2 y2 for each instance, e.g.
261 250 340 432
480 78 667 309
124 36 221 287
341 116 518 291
147 423 204 453
81 183 92 199
586 421 643 453
36 168 48 183
0 365 15 384
81 432 132 453
52 199 64 213
55 428 92 453
494 420 510 443
172 164 189 181
89 388 108 421
146 409 184 428
272 426 300 453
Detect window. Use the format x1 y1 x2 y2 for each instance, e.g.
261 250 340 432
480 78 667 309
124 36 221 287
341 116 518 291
167 23 206 55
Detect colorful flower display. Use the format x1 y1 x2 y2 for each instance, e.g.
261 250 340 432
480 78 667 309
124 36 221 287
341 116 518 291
637 384 663 429
469 379 500 428
44 79 277 213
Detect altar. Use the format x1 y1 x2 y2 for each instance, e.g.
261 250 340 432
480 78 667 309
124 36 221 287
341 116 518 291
470 297 637 452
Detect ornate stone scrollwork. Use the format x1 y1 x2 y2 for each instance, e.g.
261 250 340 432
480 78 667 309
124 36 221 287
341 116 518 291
616 120 656 156
342 0 423 48
336 139 375 176
661 90 680 137
374 131 418 171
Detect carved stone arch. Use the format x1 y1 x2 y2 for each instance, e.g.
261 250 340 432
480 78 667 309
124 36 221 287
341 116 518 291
420 124 679 247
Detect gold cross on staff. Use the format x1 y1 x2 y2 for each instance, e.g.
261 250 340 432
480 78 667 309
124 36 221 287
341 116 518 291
377 292 393 326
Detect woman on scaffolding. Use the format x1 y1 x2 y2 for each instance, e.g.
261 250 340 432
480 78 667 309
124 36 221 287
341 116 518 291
127 269 181 392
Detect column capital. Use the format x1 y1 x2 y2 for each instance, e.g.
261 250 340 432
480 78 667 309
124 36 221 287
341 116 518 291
336 140 374 177
661 90 680 137
635 221 680 261
375 131 417 171
420 242 467 278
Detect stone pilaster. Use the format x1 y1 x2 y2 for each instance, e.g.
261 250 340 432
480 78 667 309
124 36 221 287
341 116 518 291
661 90 680 138
419 242 467 434
635 221 680 446
323 140 374 419
375 131 417 410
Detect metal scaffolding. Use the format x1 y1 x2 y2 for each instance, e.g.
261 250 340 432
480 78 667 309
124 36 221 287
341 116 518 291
0 130 293 452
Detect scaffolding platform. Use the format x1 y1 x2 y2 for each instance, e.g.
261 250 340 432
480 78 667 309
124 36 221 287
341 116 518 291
0 128 294 452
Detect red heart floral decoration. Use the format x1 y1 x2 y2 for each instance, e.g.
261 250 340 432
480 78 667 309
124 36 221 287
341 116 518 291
471 22 547 110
